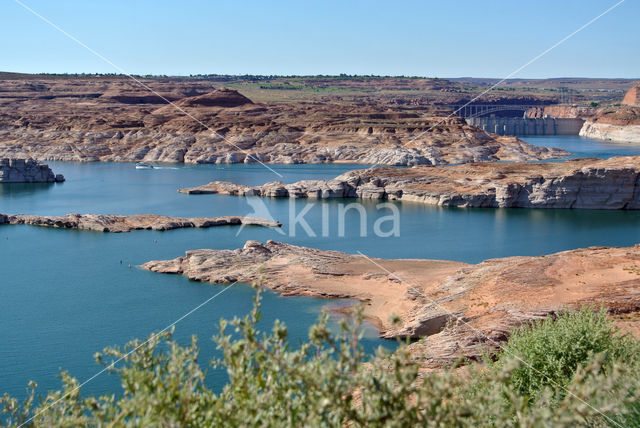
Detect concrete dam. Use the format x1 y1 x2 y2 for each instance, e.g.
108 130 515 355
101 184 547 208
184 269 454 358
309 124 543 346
465 117 585 136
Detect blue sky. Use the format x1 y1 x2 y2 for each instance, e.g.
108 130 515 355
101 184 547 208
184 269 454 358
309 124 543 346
1 0 638 78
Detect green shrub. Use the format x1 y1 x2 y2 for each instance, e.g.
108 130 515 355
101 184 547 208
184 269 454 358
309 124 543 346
492 307 639 403
2 293 639 427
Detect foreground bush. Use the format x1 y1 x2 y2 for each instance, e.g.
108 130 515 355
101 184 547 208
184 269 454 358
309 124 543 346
493 307 639 403
2 292 639 427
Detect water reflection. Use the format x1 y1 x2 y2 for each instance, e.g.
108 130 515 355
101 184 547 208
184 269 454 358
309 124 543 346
0 182 58 199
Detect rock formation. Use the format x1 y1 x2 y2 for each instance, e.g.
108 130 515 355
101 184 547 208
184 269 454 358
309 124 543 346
0 213 280 232
179 156 640 209
622 82 640 106
141 240 467 337
142 240 640 367
0 158 64 183
525 105 597 119
579 107 640 143
173 88 253 108
579 84 640 142
0 76 568 165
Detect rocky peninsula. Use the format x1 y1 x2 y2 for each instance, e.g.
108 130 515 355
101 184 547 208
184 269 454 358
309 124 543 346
142 240 640 367
0 213 280 233
180 156 640 209
0 158 64 183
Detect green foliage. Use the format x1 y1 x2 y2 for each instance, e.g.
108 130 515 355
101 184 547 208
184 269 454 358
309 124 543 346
2 294 639 427
591 101 601 107
493 307 639 403
258 83 305 90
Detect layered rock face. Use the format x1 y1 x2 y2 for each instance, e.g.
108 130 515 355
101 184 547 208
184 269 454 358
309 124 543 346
180 156 640 209
0 158 64 183
0 213 280 232
0 77 567 166
580 121 640 143
579 85 640 142
142 240 640 367
579 107 640 143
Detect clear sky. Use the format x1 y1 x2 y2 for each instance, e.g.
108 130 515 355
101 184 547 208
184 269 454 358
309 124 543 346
1 0 638 78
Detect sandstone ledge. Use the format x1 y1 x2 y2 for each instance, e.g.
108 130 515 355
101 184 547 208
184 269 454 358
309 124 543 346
179 156 640 210
0 213 280 233
142 240 640 368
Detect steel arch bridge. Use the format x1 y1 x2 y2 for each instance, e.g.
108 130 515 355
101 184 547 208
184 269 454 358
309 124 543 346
447 104 541 118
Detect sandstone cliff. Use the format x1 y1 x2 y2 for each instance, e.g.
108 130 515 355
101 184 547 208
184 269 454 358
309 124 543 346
0 158 64 183
579 107 640 143
0 213 280 232
579 82 640 142
179 156 640 209
142 240 640 367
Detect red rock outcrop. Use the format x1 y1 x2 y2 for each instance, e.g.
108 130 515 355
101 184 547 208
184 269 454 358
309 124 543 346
173 89 253 108
622 82 640 106
142 240 640 366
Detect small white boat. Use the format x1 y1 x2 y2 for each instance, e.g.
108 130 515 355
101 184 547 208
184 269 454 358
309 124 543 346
135 162 154 170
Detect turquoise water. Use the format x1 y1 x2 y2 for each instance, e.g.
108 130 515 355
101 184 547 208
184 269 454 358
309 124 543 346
523 134 640 159
2 136 640 400
0 164 393 400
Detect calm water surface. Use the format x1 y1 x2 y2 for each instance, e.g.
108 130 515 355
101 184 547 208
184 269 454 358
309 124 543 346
523 134 640 159
2 136 640 399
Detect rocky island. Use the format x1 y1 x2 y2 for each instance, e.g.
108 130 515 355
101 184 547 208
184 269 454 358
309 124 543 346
180 155 640 209
0 158 64 183
0 213 280 233
142 240 640 366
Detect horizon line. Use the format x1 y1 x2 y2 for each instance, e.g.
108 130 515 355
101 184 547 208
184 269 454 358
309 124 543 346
1 71 639 81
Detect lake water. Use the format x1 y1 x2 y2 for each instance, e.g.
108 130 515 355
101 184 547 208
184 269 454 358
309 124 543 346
524 134 640 159
2 135 640 400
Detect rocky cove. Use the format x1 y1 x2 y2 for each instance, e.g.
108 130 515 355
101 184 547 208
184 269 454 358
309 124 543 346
3 141 640 401
179 156 640 209
3 73 640 409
